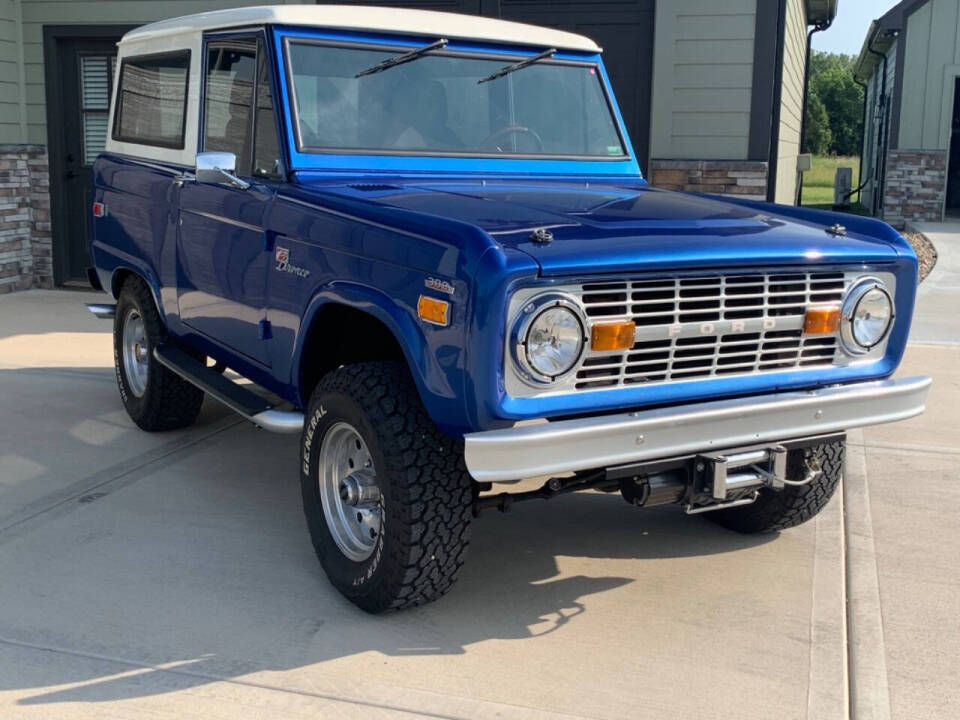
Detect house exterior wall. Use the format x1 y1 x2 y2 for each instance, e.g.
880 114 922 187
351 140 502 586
882 149 947 227
0 0 25 145
773 0 808 205
860 40 897 213
898 0 960 151
0 144 49 292
647 159 768 200
649 0 757 161
0 0 298 292
0 0 817 293
17 0 298 147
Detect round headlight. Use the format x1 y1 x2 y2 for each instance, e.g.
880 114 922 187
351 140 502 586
841 279 894 354
513 295 586 382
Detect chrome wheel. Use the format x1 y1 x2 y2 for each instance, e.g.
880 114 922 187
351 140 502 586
318 422 382 561
121 307 149 398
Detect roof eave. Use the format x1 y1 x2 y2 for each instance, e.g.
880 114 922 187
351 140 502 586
806 0 839 26
853 18 898 83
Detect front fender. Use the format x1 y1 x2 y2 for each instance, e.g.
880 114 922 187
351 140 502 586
292 281 470 435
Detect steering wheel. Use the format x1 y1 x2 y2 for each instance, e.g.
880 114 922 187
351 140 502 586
481 125 544 153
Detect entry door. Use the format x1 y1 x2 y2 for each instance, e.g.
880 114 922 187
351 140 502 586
945 77 960 214
178 37 279 367
57 39 118 282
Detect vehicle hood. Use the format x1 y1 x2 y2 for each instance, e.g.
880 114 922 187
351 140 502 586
295 178 905 276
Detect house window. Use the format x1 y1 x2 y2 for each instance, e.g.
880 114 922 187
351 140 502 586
112 50 191 149
80 55 116 165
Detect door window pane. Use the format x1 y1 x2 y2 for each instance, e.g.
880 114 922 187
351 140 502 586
204 42 256 174
113 51 190 148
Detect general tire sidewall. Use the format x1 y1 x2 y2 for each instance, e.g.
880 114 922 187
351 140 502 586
113 290 149 419
301 389 391 600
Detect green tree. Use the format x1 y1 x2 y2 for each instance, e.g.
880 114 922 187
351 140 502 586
809 51 856 77
803 90 833 155
804 51 864 156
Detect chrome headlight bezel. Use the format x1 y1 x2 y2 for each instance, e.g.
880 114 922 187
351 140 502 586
840 277 895 356
511 293 588 384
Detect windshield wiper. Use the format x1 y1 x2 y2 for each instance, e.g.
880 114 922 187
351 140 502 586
477 48 556 84
355 38 448 78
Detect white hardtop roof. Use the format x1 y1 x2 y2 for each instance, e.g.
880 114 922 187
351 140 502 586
120 4 601 53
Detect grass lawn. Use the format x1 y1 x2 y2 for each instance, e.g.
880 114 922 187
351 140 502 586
800 155 860 206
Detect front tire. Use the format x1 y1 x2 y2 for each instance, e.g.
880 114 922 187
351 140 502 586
300 362 474 613
706 441 845 533
113 276 204 431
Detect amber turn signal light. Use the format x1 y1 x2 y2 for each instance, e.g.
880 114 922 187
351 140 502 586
418 295 450 326
591 321 636 351
803 306 841 335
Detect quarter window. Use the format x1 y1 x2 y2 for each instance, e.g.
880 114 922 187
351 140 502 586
112 51 190 148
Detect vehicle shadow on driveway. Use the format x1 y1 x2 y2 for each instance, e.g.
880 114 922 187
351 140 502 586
0 368 777 710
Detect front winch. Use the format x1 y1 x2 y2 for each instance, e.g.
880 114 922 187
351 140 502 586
472 434 842 516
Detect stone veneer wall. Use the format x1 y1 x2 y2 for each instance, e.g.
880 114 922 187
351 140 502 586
0 145 51 293
647 160 769 201
881 150 947 229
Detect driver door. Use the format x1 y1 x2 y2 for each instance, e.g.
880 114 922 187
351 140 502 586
177 35 280 367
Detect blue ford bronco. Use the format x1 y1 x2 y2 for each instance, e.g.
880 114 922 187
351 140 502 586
86 5 931 612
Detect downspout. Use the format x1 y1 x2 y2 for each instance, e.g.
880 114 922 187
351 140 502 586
847 77 870 204
865 33 888 216
796 16 836 205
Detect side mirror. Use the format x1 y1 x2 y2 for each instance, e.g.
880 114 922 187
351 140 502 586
195 151 250 190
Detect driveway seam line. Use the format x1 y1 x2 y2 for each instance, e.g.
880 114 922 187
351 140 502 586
0 417 245 542
806 470 849 719
0 634 595 720
843 436 893 720
847 441 960 457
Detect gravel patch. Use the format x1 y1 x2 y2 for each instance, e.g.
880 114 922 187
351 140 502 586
904 232 938 283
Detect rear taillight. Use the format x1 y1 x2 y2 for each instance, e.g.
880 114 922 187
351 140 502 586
92 201 106 218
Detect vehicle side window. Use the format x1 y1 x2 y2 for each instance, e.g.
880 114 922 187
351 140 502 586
112 50 190 149
253 46 281 179
203 40 256 174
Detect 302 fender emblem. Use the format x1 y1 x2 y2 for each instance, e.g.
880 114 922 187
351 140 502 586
425 277 454 295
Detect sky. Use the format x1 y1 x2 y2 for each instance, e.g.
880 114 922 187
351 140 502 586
811 0 901 56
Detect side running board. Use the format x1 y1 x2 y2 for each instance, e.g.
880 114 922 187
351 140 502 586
153 345 304 434
86 302 117 319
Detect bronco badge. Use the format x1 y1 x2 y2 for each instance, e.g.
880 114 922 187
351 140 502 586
275 246 310 278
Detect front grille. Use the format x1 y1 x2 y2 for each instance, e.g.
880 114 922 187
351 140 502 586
575 271 846 390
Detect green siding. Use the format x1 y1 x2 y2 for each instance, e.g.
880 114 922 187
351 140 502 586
774 0 807 204
0 1 23 144
7 0 299 145
649 0 757 160
899 0 960 150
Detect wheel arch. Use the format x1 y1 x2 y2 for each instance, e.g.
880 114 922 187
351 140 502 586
109 265 164 318
293 284 439 415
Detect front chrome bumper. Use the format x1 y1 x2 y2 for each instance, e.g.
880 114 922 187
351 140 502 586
464 376 932 483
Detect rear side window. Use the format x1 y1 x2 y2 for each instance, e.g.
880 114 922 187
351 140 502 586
112 50 190 148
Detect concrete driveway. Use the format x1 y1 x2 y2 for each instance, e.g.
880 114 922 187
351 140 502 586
0 247 956 718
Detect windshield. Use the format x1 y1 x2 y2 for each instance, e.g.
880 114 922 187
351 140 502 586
285 41 627 159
